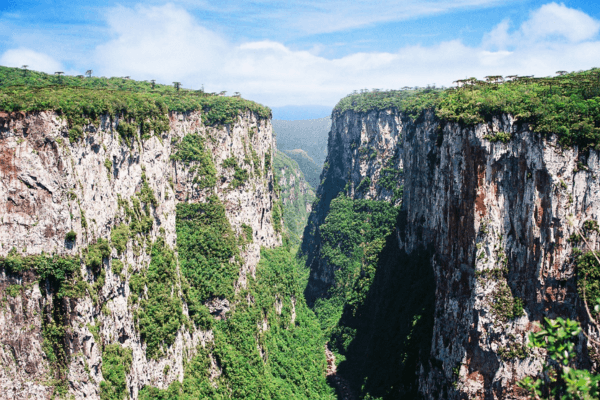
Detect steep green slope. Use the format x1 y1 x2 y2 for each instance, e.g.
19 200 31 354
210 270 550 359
140 246 334 400
273 117 330 166
308 194 434 399
283 149 321 190
274 151 316 245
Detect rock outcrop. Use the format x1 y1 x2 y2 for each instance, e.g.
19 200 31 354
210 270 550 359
304 107 598 399
0 109 280 399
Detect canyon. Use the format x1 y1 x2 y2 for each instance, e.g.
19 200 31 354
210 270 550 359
1 67 600 399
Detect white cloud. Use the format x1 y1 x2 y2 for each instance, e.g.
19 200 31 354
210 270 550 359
87 3 600 106
0 48 63 73
482 19 511 50
521 2 600 43
94 4 226 82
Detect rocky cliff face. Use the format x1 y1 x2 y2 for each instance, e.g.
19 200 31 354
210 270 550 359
0 109 280 399
304 108 598 399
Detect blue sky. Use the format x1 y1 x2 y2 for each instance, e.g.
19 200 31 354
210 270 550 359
1 1 600 107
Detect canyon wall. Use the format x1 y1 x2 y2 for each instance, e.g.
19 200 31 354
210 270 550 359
304 108 598 399
0 109 281 399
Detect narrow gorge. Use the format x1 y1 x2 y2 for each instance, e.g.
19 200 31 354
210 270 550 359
2 66 600 399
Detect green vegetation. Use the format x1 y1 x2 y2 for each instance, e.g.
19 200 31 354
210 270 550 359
100 344 133 400
575 249 600 308
85 238 111 270
111 259 124 279
303 193 435 398
241 223 253 245
272 200 284 235
484 131 512 143
490 282 525 322
138 246 335 399
115 172 158 242
519 318 600 398
314 194 399 331
5 284 21 298
264 150 272 176
104 158 112 173
250 145 262 177
283 149 321 190
65 230 77 242
356 176 371 193
0 66 270 141
110 224 129 254
0 250 83 298
136 189 335 398
133 237 185 359
273 151 316 244
176 196 240 304
335 69 600 150
171 134 217 189
497 340 527 361
222 156 249 188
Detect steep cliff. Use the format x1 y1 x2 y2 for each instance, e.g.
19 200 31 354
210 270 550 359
303 71 600 399
273 150 315 245
0 68 333 400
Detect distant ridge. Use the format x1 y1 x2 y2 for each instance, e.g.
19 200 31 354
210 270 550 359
284 149 321 190
273 117 331 167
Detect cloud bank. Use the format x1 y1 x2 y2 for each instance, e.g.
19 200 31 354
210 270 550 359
2 2 600 107
0 48 63 74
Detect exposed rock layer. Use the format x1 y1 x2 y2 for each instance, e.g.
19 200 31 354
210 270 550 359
0 109 280 399
304 108 597 399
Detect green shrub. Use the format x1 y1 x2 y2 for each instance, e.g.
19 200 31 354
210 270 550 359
110 224 129 254
5 284 22 297
65 230 77 242
136 237 185 359
484 132 512 143
111 259 124 278
171 134 217 189
519 317 600 398
116 120 137 147
241 223 253 244
271 200 283 234
575 250 600 304
86 238 111 270
490 282 525 322
100 344 133 400
176 195 240 304
222 157 249 188
356 176 371 193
